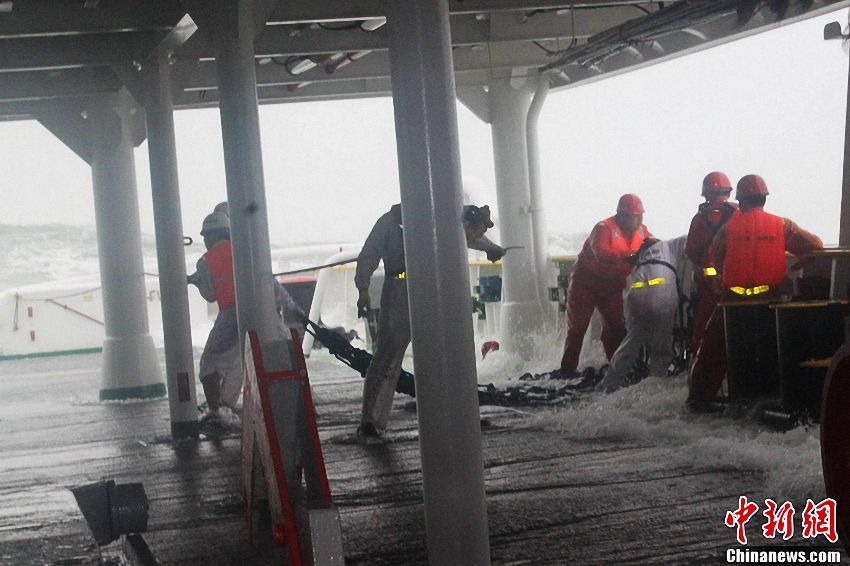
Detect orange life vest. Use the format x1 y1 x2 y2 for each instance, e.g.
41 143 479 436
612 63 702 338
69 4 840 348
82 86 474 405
692 201 737 268
575 216 649 282
204 240 236 310
722 209 786 289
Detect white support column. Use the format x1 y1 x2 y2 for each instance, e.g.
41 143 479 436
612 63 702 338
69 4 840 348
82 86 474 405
837 39 850 300
89 89 164 400
489 76 546 359
144 52 199 438
199 0 291 371
526 73 552 306
188 0 307 520
386 2 491 565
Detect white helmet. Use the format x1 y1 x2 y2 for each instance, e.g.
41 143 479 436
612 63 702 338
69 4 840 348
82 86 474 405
201 211 230 235
213 201 229 216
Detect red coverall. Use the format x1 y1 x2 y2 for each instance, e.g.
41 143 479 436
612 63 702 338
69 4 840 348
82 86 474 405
687 209 823 404
560 216 652 374
685 201 737 354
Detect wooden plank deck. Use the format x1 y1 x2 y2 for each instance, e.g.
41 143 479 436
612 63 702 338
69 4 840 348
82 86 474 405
0 352 846 565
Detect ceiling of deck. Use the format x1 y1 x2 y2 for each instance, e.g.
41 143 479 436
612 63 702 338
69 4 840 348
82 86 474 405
0 0 845 121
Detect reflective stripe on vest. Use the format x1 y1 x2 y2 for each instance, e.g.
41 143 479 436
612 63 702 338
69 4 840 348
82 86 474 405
722 209 786 289
204 241 235 310
631 277 667 289
730 285 770 296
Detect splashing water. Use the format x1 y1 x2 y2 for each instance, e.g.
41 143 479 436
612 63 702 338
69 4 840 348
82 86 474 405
531 374 824 502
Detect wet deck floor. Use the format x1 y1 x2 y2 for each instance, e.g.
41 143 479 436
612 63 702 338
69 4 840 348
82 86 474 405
1 352 846 565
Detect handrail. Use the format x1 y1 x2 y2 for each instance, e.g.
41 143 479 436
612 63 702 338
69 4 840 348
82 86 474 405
797 248 850 258
550 255 579 263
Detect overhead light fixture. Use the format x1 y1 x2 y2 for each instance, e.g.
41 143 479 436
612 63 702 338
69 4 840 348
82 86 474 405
325 50 370 73
0 2 12 13
83 0 100 8
288 58 318 75
258 57 273 65
287 81 312 92
360 17 386 32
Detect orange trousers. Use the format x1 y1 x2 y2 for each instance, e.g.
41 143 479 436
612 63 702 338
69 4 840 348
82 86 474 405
687 303 727 404
560 276 626 374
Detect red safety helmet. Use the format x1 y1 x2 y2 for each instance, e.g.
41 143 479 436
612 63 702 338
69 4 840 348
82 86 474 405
736 174 769 199
616 193 645 215
702 171 733 197
481 340 500 359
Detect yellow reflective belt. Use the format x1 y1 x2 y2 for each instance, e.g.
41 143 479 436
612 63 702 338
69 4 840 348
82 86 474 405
703 267 718 277
729 285 770 296
394 272 406 280
631 277 666 289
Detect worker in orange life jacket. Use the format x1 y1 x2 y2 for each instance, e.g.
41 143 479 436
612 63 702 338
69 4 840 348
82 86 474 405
188 210 305 417
686 172 738 356
187 211 237 416
686 175 823 411
559 194 653 377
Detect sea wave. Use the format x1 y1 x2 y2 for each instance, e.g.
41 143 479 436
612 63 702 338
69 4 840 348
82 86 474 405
0 223 207 292
0 223 589 292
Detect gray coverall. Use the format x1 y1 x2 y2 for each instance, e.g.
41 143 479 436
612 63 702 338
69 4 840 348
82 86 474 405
598 236 687 393
194 257 305 408
356 205 502 431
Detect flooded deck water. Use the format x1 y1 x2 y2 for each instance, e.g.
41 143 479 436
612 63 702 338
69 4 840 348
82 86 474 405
0 351 846 564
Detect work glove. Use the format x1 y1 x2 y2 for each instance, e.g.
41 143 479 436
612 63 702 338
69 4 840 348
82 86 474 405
709 274 723 296
294 310 309 327
187 272 200 286
789 257 815 272
637 237 660 255
356 289 371 318
486 247 507 262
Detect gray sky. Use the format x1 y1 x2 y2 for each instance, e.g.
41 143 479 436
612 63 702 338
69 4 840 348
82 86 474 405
0 8 847 247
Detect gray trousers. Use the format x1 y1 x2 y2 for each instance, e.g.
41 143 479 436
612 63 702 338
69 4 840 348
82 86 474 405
361 278 410 431
199 305 242 407
599 291 676 393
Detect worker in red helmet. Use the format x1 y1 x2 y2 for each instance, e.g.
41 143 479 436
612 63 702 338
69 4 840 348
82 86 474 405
559 194 653 377
685 172 738 355
687 175 822 411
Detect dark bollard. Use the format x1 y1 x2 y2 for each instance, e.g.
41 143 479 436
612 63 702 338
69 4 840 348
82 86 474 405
70 480 149 546
773 301 845 420
723 302 779 400
821 344 850 552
